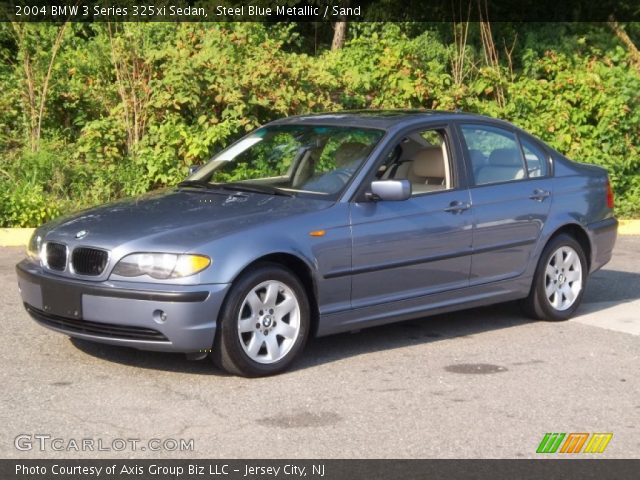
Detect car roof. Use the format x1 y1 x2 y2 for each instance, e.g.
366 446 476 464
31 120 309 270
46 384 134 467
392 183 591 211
267 110 516 130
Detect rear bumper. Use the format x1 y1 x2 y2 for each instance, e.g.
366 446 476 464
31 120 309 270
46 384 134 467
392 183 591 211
16 260 230 353
587 217 618 273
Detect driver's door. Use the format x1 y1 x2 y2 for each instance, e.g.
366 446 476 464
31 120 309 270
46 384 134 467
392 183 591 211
349 126 473 310
349 191 472 309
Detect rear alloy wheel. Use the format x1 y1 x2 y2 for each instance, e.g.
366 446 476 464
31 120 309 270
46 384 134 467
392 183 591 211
213 263 310 376
521 234 587 321
544 246 583 311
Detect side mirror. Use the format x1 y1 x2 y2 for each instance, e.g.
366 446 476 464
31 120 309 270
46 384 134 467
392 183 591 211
367 179 411 201
188 165 200 175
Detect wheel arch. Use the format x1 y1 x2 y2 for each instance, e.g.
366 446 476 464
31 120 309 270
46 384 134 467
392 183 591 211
544 223 592 271
521 221 592 321
221 252 320 338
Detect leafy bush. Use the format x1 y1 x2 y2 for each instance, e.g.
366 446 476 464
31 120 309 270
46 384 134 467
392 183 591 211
1 22 639 225
0 181 62 227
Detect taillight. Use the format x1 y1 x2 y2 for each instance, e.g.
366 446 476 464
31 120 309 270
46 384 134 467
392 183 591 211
606 178 615 209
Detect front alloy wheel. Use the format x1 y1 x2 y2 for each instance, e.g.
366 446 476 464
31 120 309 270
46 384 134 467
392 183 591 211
213 263 310 377
237 280 301 364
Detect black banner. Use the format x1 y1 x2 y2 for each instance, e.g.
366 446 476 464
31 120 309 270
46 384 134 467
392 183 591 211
3 459 640 480
2 0 640 22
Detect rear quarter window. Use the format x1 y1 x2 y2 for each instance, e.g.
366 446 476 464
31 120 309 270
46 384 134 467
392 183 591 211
519 136 549 178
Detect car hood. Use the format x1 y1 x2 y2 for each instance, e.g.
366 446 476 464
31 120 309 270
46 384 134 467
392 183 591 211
41 189 332 251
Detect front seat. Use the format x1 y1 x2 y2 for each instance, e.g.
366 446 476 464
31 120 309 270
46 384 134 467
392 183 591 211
333 142 368 168
404 147 446 193
296 142 368 193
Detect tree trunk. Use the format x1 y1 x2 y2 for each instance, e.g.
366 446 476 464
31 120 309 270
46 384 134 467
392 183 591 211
607 15 640 74
331 21 348 50
107 23 153 156
11 22 68 152
477 0 505 108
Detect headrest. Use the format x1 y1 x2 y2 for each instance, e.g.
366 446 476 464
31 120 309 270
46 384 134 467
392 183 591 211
488 148 521 167
334 142 368 168
411 147 445 178
468 149 486 165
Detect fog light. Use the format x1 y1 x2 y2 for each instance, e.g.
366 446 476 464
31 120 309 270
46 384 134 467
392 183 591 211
153 309 167 324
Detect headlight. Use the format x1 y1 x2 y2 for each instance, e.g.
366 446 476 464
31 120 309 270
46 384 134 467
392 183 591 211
27 232 42 261
112 253 211 279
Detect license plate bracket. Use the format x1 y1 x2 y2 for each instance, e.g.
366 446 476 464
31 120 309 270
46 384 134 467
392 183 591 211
41 282 82 319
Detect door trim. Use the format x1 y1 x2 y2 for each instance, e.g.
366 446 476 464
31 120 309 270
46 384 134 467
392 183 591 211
324 237 534 279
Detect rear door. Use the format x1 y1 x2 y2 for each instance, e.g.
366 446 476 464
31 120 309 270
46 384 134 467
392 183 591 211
457 123 553 285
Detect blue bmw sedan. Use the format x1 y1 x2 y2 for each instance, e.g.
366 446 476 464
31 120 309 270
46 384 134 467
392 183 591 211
16 111 618 376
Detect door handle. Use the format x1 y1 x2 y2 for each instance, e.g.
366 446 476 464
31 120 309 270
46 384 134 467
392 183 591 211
529 189 551 201
444 201 471 214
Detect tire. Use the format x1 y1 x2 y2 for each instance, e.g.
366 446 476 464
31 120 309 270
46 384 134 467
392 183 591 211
212 263 310 377
521 233 588 321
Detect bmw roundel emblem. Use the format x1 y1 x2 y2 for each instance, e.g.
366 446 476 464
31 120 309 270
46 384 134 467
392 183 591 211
75 230 88 239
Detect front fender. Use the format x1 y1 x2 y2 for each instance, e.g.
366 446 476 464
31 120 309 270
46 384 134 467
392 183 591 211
195 204 353 315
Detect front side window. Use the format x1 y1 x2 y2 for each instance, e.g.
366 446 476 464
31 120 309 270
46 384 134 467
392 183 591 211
378 128 452 195
189 125 384 197
460 124 526 186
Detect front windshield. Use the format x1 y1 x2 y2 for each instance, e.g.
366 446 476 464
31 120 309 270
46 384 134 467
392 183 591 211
188 125 384 197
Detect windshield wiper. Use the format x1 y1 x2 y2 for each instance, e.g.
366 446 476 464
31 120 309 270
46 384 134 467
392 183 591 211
217 182 294 197
176 180 230 195
178 179 293 197
177 179 215 189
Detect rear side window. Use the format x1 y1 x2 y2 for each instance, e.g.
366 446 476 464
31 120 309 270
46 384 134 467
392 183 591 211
520 137 549 178
460 124 526 186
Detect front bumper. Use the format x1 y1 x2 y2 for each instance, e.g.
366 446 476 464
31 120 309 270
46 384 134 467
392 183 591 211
16 260 230 353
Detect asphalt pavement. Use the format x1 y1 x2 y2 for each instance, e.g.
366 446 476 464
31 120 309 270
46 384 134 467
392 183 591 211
1 237 638 459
